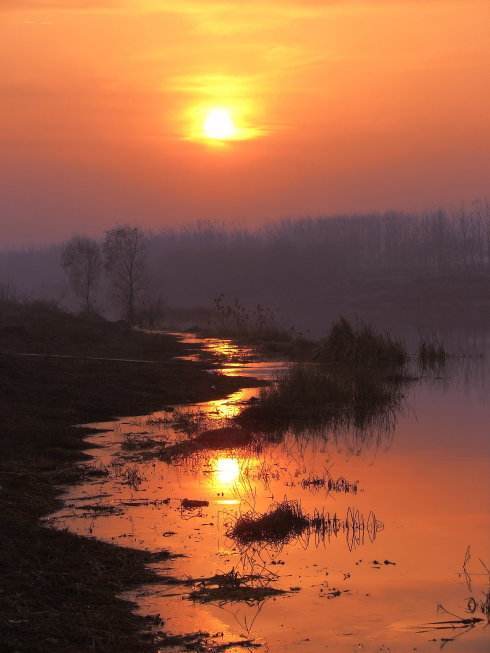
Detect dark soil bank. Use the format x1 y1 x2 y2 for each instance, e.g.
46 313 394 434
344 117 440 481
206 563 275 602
0 308 258 653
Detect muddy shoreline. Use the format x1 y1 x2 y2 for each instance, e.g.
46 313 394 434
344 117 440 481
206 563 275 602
0 321 263 653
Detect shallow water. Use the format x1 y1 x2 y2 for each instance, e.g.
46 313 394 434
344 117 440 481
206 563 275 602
48 335 490 652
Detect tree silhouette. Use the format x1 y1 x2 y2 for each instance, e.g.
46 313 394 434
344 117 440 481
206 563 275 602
61 236 101 312
103 225 147 324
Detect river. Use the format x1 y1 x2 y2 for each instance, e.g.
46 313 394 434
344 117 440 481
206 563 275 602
47 333 490 652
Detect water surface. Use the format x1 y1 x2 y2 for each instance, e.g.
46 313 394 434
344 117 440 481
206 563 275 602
49 335 490 652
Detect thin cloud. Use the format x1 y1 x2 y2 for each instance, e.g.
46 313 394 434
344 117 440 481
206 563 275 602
0 0 461 11
0 0 120 10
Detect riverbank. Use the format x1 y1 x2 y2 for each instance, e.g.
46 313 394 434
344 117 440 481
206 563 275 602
0 306 261 652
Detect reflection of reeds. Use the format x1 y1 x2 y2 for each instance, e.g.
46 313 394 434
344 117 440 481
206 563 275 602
145 407 223 435
413 548 489 648
308 506 382 551
301 473 358 494
462 548 490 623
159 426 255 461
121 432 162 451
168 408 215 435
110 462 145 489
228 499 382 551
418 338 448 371
239 363 404 435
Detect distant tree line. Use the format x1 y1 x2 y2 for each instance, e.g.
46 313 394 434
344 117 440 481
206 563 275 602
144 202 490 330
148 201 490 287
3 201 490 333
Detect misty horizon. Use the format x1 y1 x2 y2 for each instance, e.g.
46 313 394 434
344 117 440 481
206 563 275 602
1 201 489 249
3 205 490 337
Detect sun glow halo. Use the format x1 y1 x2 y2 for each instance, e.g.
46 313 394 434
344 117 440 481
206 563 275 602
203 108 237 140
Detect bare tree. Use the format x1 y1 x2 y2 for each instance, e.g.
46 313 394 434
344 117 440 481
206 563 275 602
61 236 101 312
103 225 147 324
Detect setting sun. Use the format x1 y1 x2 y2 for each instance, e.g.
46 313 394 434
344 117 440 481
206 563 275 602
203 108 237 140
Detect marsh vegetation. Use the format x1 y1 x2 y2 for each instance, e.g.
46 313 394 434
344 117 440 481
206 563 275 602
240 319 410 436
2 298 488 653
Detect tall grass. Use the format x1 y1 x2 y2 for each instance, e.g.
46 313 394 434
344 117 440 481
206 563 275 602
206 294 303 343
198 294 314 358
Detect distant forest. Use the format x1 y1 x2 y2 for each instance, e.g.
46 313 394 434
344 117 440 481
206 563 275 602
2 204 490 337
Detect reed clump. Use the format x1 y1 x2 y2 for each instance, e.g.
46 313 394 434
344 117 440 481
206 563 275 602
210 294 294 342
316 317 408 370
229 500 308 545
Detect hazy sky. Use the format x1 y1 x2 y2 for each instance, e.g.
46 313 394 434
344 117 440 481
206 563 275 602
1 1 489 245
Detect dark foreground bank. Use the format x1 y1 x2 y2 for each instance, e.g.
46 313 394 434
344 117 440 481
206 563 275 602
0 304 258 653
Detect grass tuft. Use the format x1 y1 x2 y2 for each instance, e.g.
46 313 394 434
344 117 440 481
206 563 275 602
229 500 309 545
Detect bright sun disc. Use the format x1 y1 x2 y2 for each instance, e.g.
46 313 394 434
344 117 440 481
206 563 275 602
203 108 236 140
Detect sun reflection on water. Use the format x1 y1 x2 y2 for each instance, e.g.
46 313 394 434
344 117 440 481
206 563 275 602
214 457 240 485
202 387 257 420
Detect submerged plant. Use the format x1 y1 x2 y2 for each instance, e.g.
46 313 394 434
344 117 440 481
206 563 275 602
187 568 286 605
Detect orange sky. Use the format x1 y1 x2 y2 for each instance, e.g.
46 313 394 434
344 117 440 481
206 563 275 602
1 1 489 244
